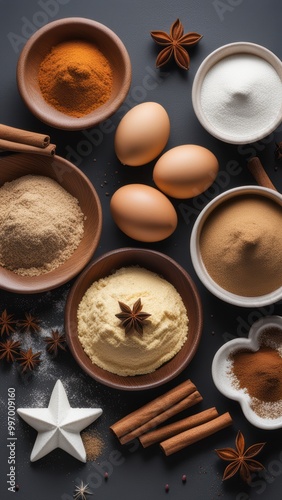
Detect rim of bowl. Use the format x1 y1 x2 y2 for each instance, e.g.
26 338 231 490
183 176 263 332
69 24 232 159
17 17 132 130
64 247 203 390
211 315 282 429
192 42 282 144
190 186 282 307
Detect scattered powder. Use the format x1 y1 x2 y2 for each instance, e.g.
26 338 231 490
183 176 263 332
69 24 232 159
200 194 282 296
77 266 189 376
0 175 85 276
200 53 282 140
81 429 105 461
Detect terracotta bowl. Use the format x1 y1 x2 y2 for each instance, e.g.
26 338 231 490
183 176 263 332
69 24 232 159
0 153 102 293
17 17 132 130
65 248 203 391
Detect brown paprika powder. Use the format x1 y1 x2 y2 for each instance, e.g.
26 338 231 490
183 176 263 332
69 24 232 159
38 39 113 117
229 327 282 419
231 347 282 402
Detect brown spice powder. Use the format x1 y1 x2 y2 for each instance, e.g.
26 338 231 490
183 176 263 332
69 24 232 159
231 346 282 402
81 429 105 461
200 195 282 296
38 40 113 118
229 327 282 419
0 175 84 276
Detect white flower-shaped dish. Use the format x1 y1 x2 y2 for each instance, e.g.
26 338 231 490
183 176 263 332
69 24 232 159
212 316 282 430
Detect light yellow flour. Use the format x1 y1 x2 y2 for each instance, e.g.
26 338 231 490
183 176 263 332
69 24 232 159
77 266 189 376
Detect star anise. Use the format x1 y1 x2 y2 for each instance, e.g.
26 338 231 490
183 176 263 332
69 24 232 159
0 309 17 336
0 339 21 363
151 18 202 70
73 481 93 500
275 141 282 161
215 430 265 482
44 329 67 356
17 313 40 333
17 348 41 372
115 298 151 335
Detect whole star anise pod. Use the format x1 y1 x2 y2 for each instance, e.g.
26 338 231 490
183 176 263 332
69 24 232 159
44 329 67 357
74 481 93 500
0 339 21 363
17 348 41 372
151 18 202 70
17 313 40 333
275 141 282 161
0 309 17 336
215 430 265 482
115 298 151 335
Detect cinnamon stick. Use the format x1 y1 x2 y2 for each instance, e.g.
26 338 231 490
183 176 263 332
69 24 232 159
139 407 219 448
159 412 233 456
119 390 202 444
110 379 198 442
0 139 56 156
247 156 277 191
0 124 50 148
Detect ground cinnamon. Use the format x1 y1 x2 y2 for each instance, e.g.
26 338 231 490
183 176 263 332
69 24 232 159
231 346 282 403
38 40 113 117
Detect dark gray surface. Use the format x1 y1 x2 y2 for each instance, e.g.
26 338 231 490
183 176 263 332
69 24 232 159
0 1 282 499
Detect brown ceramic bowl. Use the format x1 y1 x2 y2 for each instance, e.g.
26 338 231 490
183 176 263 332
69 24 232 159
65 248 203 391
0 153 102 293
17 17 132 130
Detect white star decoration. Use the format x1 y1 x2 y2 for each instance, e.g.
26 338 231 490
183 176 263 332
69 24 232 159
17 379 102 462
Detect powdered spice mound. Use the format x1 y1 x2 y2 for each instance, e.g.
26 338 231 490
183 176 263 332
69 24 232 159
0 175 84 276
228 327 282 419
38 40 113 117
200 195 282 296
77 266 189 376
231 347 282 402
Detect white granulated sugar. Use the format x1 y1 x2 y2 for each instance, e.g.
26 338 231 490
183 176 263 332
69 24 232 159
200 54 282 139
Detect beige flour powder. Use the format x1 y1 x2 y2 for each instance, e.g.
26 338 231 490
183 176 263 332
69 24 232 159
77 266 189 376
0 175 85 276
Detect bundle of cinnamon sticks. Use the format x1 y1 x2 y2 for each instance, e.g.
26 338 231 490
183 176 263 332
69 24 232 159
0 124 56 156
110 380 232 456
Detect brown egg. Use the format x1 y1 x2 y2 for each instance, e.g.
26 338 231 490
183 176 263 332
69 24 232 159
110 184 177 242
114 102 170 166
153 144 219 198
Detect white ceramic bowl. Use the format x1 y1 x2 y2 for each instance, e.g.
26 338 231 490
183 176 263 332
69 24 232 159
190 186 282 307
192 42 282 144
212 316 282 430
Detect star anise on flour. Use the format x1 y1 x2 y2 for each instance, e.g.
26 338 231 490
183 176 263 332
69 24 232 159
150 18 202 70
115 298 151 335
0 309 17 336
215 431 265 482
17 348 41 372
0 339 21 363
44 329 67 356
17 313 40 333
